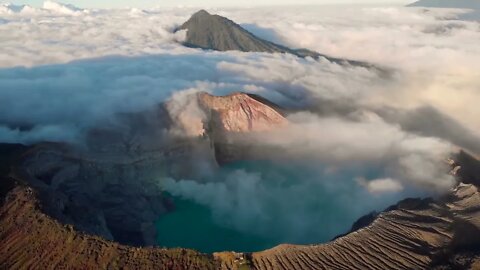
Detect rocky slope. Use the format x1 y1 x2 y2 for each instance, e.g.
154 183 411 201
177 10 291 54
170 92 287 136
168 92 288 163
0 92 287 250
1 92 480 269
0 145 216 269
176 10 374 67
13 136 221 248
236 184 480 270
1 143 480 269
198 92 288 133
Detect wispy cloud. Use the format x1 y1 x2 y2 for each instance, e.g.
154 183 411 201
0 3 478 243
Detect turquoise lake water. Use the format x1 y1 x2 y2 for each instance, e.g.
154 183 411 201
155 196 275 253
156 160 405 253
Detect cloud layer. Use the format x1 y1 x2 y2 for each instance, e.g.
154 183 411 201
1 2 479 246
161 162 415 245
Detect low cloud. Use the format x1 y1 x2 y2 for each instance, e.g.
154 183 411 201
0 3 478 245
223 6 480 133
161 165 412 245
0 53 232 144
240 111 456 192
358 178 404 194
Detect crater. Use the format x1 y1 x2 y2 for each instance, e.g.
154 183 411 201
9 92 434 253
2 90 480 268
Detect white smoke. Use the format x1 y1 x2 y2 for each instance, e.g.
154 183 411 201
161 166 413 244
253 112 455 190
160 111 455 244
357 178 404 194
0 2 479 245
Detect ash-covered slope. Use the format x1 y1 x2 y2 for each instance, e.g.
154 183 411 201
176 10 373 67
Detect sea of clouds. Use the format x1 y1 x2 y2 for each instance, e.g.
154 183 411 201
1 1 479 246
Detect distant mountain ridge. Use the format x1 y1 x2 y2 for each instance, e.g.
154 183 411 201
408 0 480 9
407 0 480 20
176 10 374 67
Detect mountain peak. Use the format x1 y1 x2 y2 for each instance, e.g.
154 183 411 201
175 10 377 69
177 10 291 53
192 9 210 17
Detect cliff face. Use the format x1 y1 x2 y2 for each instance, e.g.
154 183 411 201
197 92 288 164
1 92 480 269
0 92 287 250
1 143 480 270
0 177 216 270
12 137 219 248
166 91 288 164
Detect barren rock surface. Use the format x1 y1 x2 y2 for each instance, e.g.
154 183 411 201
1 93 480 269
176 10 379 68
1 143 480 269
0 188 216 270
242 184 480 270
198 92 287 133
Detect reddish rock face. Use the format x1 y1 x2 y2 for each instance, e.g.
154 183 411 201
198 92 288 133
167 92 288 138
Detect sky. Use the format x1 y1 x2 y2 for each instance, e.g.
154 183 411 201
8 0 412 8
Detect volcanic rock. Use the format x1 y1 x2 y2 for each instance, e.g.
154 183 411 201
197 92 287 133
1 92 480 269
176 10 376 68
2 143 480 269
177 10 292 53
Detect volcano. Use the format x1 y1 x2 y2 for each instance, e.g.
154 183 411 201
176 10 375 67
1 92 480 269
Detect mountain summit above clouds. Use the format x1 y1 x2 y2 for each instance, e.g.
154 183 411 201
176 10 373 67
176 10 293 54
